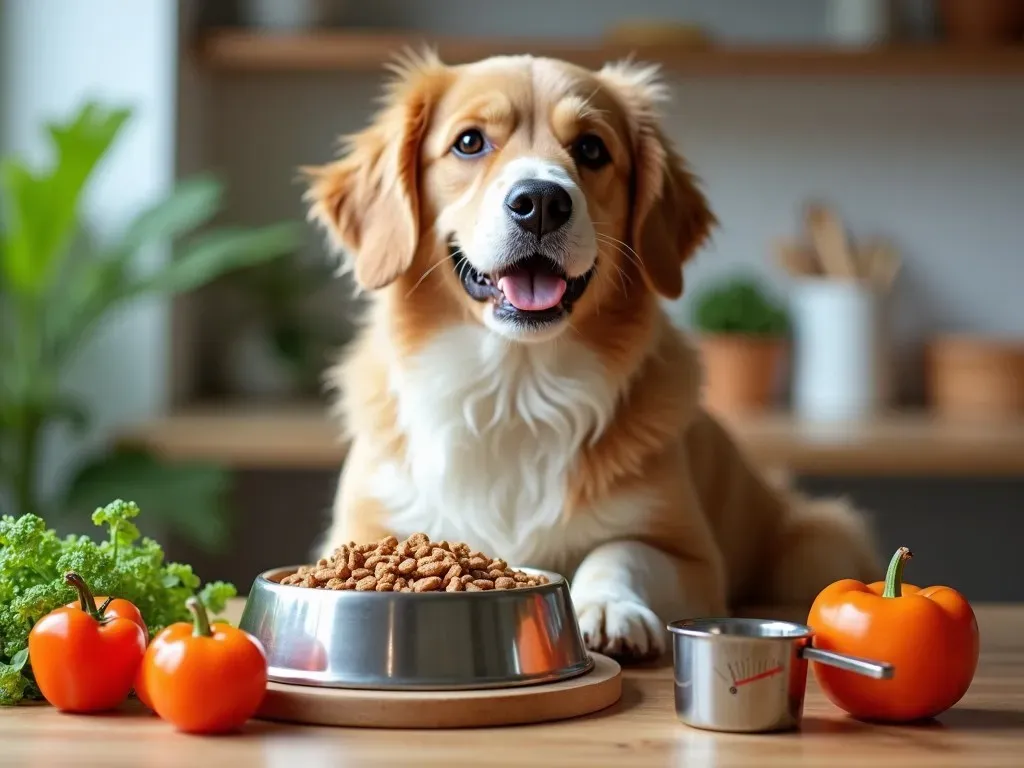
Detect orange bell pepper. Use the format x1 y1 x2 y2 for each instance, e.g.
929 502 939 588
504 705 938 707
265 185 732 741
65 593 148 638
807 546 979 723
27 572 148 713
139 596 267 734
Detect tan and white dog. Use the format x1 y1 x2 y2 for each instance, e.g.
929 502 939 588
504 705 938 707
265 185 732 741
303 52 881 661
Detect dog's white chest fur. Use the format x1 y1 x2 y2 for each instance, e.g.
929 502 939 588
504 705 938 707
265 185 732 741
368 325 640 571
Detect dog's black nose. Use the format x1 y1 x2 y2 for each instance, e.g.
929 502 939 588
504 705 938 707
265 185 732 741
504 180 573 238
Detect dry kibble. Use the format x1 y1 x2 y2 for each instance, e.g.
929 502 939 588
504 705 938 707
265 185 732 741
443 564 463 587
281 533 550 593
414 577 443 592
417 560 448 578
355 575 378 591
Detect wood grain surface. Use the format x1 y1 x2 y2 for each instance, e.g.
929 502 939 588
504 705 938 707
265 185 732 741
257 653 621 729
116 402 1024 476
1 602 1021 766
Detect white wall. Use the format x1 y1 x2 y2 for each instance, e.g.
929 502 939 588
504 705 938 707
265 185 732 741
0 0 178 503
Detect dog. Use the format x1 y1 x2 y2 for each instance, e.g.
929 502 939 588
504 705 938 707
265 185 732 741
302 51 881 661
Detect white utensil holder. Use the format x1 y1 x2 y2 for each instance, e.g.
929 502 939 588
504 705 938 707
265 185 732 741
790 279 889 423
825 0 892 46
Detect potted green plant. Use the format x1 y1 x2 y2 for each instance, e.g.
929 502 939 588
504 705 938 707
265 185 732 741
0 101 302 547
691 275 790 415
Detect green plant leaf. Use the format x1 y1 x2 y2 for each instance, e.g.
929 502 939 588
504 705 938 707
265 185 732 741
117 175 224 255
9 649 28 672
0 103 131 296
62 449 233 553
692 276 790 336
132 222 302 297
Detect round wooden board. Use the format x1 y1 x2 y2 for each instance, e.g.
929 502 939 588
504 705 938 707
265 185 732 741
255 653 622 729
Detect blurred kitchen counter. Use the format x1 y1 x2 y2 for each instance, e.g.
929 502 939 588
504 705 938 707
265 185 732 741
117 403 1024 477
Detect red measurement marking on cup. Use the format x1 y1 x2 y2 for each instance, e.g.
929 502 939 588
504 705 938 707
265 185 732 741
733 665 784 688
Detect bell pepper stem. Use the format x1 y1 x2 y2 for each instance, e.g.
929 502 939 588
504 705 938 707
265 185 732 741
882 547 913 598
65 572 100 617
186 596 213 638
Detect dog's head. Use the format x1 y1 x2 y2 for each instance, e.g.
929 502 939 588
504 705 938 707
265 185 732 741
305 52 714 343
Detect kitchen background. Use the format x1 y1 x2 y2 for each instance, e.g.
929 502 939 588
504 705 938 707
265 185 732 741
2 0 1022 599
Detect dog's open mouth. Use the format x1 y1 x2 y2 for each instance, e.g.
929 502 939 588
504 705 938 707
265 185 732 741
452 244 594 323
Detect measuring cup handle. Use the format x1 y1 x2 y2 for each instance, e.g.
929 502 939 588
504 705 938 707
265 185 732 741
800 647 895 679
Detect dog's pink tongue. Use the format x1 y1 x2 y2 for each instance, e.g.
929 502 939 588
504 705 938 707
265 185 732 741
497 270 567 311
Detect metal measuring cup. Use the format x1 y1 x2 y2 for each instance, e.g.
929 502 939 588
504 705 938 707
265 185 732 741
667 617 894 733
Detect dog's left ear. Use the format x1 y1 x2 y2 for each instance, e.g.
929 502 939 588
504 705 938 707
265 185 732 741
599 61 716 299
303 51 448 291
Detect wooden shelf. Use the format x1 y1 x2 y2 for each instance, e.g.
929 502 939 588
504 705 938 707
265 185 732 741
116 403 1024 476
194 29 1024 77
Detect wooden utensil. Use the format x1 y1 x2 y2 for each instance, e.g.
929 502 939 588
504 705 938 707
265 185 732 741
773 237 821 278
860 239 902 291
806 203 859 280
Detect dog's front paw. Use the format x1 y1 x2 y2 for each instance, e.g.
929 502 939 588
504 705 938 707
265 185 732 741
574 597 666 662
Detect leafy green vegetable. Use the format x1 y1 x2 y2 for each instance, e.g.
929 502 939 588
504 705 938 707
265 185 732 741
692 276 790 336
0 499 236 706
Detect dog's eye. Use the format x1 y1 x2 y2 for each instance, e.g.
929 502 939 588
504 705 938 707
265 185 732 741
452 129 488 157
573 134 611 170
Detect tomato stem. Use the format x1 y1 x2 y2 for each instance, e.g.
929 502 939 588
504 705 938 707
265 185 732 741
882 547 913 598
186 596 212 638
65 572 99 616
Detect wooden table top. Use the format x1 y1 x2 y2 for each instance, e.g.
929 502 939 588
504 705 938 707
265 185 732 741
3 601 1023 767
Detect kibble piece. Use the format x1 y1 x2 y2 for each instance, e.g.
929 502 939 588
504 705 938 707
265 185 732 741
417 560 448 578
465 582 483 592
398 558 418 575
442 564 462 587
355 575 378 591
413 576 442 593
488 569 505 579
446 577 464 592
364 554 383 570
472 579 495 590
495 577 515 590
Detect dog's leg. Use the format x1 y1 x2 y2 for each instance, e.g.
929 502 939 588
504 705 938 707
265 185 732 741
570 540 726 662
763 491 883 605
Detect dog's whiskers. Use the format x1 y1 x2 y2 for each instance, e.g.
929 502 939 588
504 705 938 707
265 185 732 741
405 248 462 299
595 232 645 271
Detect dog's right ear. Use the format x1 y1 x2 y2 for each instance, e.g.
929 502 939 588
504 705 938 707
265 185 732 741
303 51 449 291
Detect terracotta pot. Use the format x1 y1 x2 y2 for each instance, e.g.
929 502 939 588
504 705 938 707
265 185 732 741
698 335 788 416
926 334 1024 419
937 0 1024 44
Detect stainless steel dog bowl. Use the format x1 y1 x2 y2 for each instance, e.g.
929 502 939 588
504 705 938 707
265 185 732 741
239 566 593 690
667 617 894 733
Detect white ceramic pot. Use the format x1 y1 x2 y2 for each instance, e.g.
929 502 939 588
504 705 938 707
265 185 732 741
825 0 892 45
790 279 889 423
240 0 343 31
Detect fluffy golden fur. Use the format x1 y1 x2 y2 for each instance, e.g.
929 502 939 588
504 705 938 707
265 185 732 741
303 52 881 661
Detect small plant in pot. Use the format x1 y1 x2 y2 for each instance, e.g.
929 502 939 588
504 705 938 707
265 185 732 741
691 276 790 416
